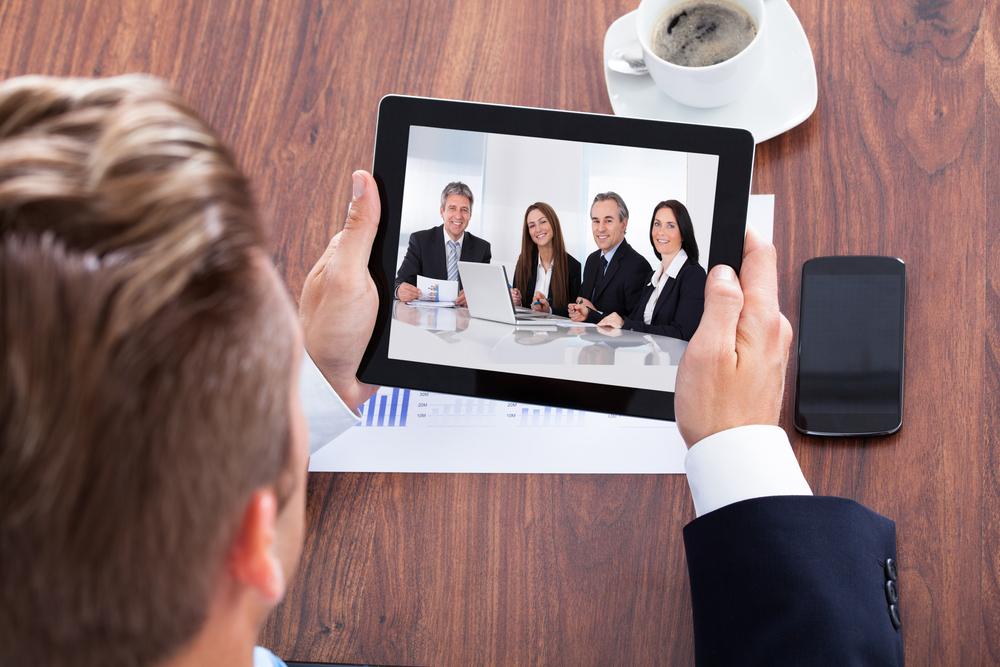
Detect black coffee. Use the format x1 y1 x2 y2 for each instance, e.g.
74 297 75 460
651 0 757 67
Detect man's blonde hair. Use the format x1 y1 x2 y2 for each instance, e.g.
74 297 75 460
0 76 295 666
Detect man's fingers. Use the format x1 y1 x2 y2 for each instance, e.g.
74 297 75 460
689 264 744 354
742 223 768 258
739 226 779 311
738 226 782 343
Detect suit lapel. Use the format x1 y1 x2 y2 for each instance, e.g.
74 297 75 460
429 225 447 278
634 283 655 317
459 232 474 261
651 276 678 321
593 241 628 301
582 252 600 298
651 261 691 320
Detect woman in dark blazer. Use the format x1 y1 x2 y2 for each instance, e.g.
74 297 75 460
510 202 581 317
597 200 706 341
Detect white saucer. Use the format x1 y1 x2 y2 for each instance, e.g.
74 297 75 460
603 1 817 143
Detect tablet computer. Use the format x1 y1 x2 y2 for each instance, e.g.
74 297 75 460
360 95 754 421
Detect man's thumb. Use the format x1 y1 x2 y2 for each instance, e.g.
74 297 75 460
691 264 744 350
324 170 380 267
344 170 380 233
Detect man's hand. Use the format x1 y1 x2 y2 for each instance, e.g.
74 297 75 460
674 227 793 446
396 282 420 302
300 170 381 410
597 312 624 328
456 290 467 307
568 297 595 322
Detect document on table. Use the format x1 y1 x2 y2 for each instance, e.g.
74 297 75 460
310 390 690 473
417 275 459 303
309 195 775 474
408 300 455 308
551 320 597 328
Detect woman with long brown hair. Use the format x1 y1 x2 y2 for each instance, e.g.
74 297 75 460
510 202 581 317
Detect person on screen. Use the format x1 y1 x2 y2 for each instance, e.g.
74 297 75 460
394 181 491 307
596 200 706 341
567 192 651 324
509 202 581 317
1 75 902 667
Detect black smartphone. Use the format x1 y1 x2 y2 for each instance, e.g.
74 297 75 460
794 256 906 437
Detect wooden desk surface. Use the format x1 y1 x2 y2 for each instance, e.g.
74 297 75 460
3 1 998 664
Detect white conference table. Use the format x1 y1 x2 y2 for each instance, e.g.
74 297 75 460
388 300 688 392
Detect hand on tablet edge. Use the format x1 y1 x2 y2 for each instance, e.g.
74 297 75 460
300 170 380 410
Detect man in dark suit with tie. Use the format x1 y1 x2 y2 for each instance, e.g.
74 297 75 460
394 181 491 307
568 192 651 324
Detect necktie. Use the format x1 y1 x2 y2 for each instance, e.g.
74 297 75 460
592 255 609 300
447 240 460 281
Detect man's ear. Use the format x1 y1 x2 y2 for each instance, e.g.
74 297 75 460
227 489 285 603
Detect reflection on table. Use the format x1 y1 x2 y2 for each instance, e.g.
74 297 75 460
390 300 687 392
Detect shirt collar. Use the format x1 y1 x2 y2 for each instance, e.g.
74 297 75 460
651 249 688 286
601 239 625 264
445 230 465 247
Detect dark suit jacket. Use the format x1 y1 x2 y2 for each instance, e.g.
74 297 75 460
394 225 492 289
513 252 582 318
579 240 652 324
622 258 707 341
684 495 903 666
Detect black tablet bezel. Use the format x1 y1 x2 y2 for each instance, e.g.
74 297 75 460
360 95 755 421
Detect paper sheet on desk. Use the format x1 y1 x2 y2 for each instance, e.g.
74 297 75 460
417 275 459 303
408 300 455 308
550 320 597 328
309 195 774 474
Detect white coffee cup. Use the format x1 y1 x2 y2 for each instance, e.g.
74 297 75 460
635 0 767 108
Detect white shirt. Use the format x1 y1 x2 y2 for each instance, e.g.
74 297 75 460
533 257 553 302
299 351 362 455
300 353 811 516
643 249 688 325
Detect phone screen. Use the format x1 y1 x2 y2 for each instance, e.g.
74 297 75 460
794 257 905 436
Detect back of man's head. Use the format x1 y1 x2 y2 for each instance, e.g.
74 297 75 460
0 76 295 666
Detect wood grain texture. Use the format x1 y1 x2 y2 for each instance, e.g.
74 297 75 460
1 0 997 664
983 1 999 664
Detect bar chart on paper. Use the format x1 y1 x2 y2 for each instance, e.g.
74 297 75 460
313 385 687 473
356 388 616 428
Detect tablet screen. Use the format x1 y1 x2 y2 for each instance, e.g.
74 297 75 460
387 125 719 394
363 96 753 420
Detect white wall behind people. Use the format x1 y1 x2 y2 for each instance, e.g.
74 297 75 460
585 142 685 270
398 126 720 277
398 127 486 270
479 133 584 271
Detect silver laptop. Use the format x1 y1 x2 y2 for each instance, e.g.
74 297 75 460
458 261 560 325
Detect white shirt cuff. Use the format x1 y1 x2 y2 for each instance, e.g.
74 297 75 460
684 425 812 517
299 351 361 456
